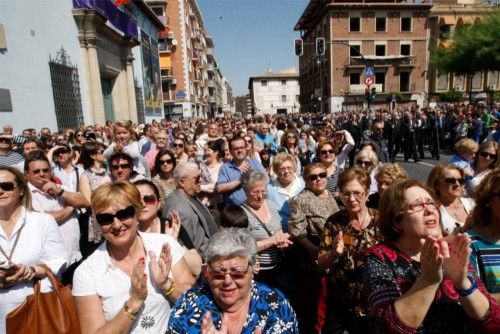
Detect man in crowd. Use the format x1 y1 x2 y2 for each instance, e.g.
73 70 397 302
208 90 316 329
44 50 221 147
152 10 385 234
195 121 220 154
403 111 419 163
255 122 277 155
365 118 390 163
0 133 24 170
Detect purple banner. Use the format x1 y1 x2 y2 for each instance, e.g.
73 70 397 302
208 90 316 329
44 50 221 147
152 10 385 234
73 0 138 40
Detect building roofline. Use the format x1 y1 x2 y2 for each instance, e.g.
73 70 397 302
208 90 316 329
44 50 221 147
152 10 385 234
134 0 165 29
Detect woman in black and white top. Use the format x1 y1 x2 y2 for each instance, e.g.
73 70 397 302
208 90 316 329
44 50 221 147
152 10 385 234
240 171 292 288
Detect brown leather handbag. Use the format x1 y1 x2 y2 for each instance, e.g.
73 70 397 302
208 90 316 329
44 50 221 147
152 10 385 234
6 264 81 334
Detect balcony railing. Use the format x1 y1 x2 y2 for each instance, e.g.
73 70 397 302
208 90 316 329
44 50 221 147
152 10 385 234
346 55 416 67
207 80 215 88
161 67 174 81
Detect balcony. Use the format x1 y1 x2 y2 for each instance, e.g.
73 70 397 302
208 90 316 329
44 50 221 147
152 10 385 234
346 55 415 68
208 96 216 103
205 63 215 73
207 80 215 88
206 48 215 61
161 67 174 82
348 84 383 94
158 41 171 53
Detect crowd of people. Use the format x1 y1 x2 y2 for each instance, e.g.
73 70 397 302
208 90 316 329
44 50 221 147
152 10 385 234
0 101 499 333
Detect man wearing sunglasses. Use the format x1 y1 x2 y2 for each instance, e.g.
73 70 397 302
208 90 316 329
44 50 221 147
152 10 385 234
25 151 89 272
0 133 24 171
163 162 218 255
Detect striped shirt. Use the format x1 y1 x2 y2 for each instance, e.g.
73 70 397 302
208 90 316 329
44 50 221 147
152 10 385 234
467 229 500 293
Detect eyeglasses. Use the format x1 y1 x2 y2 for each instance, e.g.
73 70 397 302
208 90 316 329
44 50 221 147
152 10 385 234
142 194 157 205
287 135 296 139
54 149 70 155
159 158 173 165
356 160 373 167
110 163 131 171
76 133 84 137
479 152 497 159
31 168 50 174
0 138 12 144
341 191 365 199
208 264 250 280
0 182 16 191
320 149 335 155
407 200 438 213
95 205 136 226
307 172 327 181
278 166 294 172
172 143 184 148
245 139 252 144
183 175 201 184
443 177 465 185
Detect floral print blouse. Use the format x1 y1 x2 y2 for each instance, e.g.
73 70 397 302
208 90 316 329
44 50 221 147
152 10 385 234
318 208 379 309
166 281 298 334
363 242 500 334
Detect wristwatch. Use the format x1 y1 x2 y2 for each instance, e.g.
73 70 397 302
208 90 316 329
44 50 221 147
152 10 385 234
456 273 478 297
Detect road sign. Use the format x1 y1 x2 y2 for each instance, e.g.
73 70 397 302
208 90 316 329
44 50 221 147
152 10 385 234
364 77 374 86
364 67 375 77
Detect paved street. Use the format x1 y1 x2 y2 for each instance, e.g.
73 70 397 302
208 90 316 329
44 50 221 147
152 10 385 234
393 152 452 182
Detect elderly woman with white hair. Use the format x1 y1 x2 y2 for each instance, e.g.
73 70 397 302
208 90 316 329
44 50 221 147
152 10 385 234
167 228 299 334
240 171 293 289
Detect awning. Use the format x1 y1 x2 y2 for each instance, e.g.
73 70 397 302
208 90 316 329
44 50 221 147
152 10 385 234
439 17 456 26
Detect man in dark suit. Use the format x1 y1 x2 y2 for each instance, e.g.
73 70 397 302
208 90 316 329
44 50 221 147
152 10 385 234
402 112 419 163
163 162 218 255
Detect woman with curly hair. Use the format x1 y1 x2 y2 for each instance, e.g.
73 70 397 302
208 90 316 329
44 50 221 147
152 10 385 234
466 169 500 304
367 163 408 209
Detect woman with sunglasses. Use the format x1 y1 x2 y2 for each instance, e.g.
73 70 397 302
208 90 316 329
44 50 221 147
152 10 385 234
466 170 500 304
317 168 379 333
355 148 379 195
134 180 202 280
72 130 87 153
316 141 343 195
363 180 500 334
288 163 340 334
470 141 498 193
171 137 189 164
72 181 195 334
167 228 299 333
427 165 475 236
278 130 301 173
152 149 177 201
0 166 68 333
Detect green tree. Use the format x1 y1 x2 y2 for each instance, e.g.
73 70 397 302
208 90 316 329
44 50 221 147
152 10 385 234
431 10 500 75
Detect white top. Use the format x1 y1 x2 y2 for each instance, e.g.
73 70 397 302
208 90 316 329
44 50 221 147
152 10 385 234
335 130 355 169
29 182 81 264
439 197 475 235
0 208 68 333
72 232 185 334
469 169 491 192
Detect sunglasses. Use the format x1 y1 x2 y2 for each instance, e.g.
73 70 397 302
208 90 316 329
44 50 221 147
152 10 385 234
110 163 131 171
0 182 16 191
159 158 173 165
173 143 184 148
444 177 465 185
307 172 327 181
356 160 373 166
31 168 50 174
320 149 335 155
479 152 497 159
208 264 250 280
142 194 157 205
54 149 70 155
95 205 136 226
76 133 84 137
0 138 12 143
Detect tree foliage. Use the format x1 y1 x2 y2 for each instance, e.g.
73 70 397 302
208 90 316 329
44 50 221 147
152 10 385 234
431 10 500 75
439 90 465 103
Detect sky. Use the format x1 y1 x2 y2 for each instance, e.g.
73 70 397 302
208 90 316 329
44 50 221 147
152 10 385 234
197 0 308 96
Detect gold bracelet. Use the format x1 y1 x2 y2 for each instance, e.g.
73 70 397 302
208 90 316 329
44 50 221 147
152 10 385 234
163 279 176 297
122 301 138 321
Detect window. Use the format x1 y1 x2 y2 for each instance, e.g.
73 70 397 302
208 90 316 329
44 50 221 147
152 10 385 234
375 72 386 91
350 44 361 57
400 43 411 56
376 17 386 32
375 44 386 57
350 17 361 32
282 95 287 103
261 80 267 86
350 72 361 85
401 17 412 32
400 72 410 92
281 80 287 85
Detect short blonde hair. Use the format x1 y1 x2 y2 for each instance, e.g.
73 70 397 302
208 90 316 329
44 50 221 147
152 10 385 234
91 181 143 214
376 163 408 182
455 138 478 156
272 153 297 174
355 148 379 166
426 164 464 197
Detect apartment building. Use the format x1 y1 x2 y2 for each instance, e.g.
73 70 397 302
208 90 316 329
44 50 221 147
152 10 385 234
295 0 432 113
249 68 300 116
428 0 499 101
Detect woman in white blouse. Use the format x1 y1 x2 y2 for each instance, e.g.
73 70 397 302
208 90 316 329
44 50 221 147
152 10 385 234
72 181 194 333
0 166 68 333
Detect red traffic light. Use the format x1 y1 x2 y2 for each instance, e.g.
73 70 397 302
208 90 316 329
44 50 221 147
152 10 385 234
294 38 303 56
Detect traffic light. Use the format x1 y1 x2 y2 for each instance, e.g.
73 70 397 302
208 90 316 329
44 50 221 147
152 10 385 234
370 87 377 101
316 37 325 56
294 38 303 56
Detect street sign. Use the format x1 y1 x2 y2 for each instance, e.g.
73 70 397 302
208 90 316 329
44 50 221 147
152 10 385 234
364 77 374 86
364 67 375 77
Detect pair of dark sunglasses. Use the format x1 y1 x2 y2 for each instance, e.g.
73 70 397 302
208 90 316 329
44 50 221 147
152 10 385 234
479 152 497 159
0 182 16 191
444 177 465 185
95 205 136 226
142 194 157 205
110 163 131 171
307 172 327 181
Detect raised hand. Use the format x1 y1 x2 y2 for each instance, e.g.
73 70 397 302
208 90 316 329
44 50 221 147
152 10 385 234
130 257 147 303
149 243 173 291
164 210 181 240
443 234 471 288
240 162 250 174
419 236 448 285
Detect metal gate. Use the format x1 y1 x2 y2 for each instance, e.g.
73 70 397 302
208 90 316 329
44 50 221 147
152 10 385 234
49 47 84 130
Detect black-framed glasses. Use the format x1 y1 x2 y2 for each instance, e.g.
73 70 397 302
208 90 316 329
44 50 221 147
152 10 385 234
31 168 50 175
208 264 250 280
479 151 497 159
159 158 173 165
443 177 465 185
95 205 136 226
356 160 373 167
172 143 184 148
142 194 157 205
0 138 12 144
407 200 438 213
320 149 335 155
110 163 131 171
307 172 327 181
0 182 16 191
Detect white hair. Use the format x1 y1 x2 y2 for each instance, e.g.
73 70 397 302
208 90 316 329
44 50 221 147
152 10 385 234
205 228 257 265
173 161 199 183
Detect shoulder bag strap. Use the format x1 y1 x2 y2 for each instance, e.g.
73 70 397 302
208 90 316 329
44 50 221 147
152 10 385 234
242 204 274 237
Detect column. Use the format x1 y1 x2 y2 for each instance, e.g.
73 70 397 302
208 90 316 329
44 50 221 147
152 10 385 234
86 38 105 125
123 48 138 123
